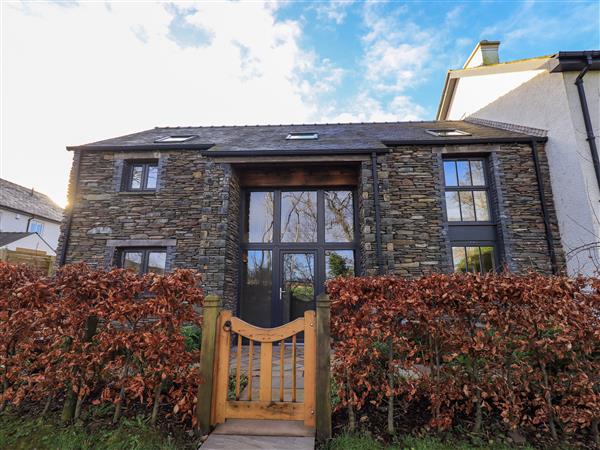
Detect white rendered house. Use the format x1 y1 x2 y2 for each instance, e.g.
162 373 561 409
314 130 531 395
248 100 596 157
0 178 63 253
438 42 600 276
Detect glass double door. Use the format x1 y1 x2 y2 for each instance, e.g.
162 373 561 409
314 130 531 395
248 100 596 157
240 189 356 328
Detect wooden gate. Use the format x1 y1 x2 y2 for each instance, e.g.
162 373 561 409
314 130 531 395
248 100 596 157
210 310 316 428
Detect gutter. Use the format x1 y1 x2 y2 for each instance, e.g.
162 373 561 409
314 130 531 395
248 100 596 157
66 143 214 151
371 152 385 275
530 140 558 274
59 149 82 266
382 136 547 146
574 54 600 192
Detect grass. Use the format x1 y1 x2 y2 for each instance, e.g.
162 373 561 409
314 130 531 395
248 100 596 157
325 433 536 450
0 412 182 450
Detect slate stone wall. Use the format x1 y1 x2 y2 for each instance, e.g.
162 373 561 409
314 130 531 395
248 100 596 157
359 143 564 276
58 141 564 316
56 150 240 305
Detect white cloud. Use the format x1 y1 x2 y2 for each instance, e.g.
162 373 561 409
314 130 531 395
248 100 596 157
1 1 342 205
324 92 426 123
315 1 355 25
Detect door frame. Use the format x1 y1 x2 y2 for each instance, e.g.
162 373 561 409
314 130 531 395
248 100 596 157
238 187 360 328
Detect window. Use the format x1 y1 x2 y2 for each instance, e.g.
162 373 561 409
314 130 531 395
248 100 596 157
123 161 158 191
119 248 166 275
286 132 318 140
154 135 197 143
443 157 498 274
28 220 44 234
443 159 490 222
426 129 472 137
452 246 495 273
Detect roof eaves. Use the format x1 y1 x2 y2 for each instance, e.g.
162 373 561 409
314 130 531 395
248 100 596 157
382 136 548 146
436 72 457 120
67 143 215 151
201 148 391 157
0 204 62 223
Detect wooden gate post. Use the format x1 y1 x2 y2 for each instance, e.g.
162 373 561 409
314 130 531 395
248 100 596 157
196 294 221 435
316 293 332 441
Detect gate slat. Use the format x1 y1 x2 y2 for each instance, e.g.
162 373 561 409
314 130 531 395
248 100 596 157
279 340 285 402
247 340 254 401
235 334 242 400
259 342 273 402
292 335 297 402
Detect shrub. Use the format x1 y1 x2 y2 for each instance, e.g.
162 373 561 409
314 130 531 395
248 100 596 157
328 272 600 444
0 262 204 429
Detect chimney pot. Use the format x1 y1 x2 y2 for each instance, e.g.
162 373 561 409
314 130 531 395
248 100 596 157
464 40 500 69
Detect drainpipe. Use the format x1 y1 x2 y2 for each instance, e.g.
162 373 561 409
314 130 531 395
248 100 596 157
59 149 82 266
530 140 558 274
574 54 600 192
371 152 384 275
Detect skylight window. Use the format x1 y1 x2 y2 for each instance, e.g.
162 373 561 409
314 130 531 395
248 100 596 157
154 135 197 143
425 129 472 137
286 132 319 140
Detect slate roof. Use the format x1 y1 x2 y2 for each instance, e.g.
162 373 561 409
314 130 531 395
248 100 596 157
67 120 541 154
0 232 33 247
0 178 63 222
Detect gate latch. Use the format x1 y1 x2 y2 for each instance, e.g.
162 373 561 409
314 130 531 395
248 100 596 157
223 320 232 332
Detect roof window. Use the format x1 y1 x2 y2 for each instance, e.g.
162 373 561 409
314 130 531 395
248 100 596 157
425 129 472 137
154 135 197 143
286 132 318 140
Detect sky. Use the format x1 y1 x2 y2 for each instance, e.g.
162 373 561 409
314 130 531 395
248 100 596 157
1 0 599 207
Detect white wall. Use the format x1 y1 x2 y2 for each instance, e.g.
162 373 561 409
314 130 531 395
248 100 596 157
0 207 61 251
447 70 544 120
448 69 600 276
1 233 56 256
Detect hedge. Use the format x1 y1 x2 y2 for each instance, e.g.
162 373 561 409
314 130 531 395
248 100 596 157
328 272 600 444
0 262 204 428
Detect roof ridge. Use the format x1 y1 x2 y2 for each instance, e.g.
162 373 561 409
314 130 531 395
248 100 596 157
464 117 547 137
153 120 455 129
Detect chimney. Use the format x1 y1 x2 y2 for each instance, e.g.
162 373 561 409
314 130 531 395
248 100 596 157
463 40 500 69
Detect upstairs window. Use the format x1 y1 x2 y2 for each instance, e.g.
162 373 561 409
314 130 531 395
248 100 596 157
119 248 166 275
28 220 44 234
443 159 490 222
123 160 158 191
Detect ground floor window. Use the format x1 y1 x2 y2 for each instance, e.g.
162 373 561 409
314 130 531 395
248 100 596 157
451 245 495 273
118 248 166 275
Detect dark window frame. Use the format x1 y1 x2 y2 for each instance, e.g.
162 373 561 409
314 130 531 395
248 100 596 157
117 247 167 275
443 156 499 274
238 187 360 327
443 158 493 224
122 160 159 192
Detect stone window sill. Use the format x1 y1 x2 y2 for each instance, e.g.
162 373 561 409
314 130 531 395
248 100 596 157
117 191 158 196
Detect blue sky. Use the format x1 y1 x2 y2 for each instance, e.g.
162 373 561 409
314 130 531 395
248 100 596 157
274 0 599 119
1 0 599 205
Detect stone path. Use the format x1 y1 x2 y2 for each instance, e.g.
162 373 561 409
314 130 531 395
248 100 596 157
200 419 315 449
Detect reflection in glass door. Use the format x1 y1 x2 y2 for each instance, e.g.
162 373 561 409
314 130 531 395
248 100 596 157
240 188 358 328
280 252 316 324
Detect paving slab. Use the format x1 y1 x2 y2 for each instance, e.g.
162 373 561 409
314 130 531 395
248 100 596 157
212 419 314 437
200 435 314 450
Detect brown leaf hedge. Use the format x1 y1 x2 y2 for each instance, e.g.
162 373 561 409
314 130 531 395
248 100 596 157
0 262 204 428
328 272 600 443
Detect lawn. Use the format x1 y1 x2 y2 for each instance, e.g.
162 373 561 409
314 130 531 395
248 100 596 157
325 433 537 450
0 412 186 450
